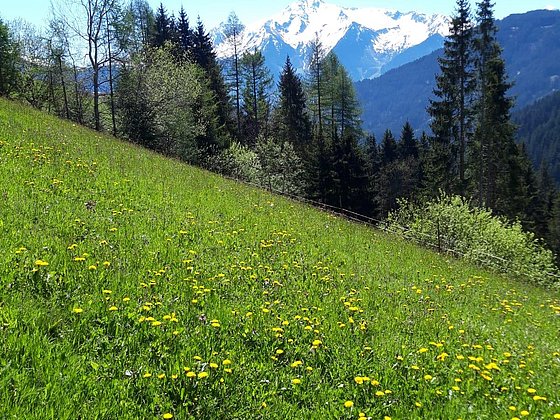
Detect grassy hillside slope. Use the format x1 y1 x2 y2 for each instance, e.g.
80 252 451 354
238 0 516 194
0 98 559 419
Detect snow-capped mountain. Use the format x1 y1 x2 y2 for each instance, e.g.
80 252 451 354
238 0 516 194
212 0 449 81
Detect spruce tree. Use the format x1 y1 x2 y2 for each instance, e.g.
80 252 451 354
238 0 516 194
471 0 517 213
275 56 311 153
427 0 475 196
0 18 19 96
151 4 175 48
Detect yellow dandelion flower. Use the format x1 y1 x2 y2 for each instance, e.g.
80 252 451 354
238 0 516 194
102 289 112 294
527 388 536 394
290 360 303 368
415 402 422 408
209 363 218 369
312 339 322 347
162 414 173 419
197 372 209 379
344 400 354 408
509 406 516 411
152 321 162 326
109 306 118 311
436 352 449 361
520 410 529 417
158 374 165 379
72 307 84 314
424 374 433 381
143 373 152 378
292 378 301 385
375 391 385 397
418 347 428 353
371 379 380 386
223 359 232 366
354 376 365 385
411 365 420 370
553 414 560 419
532 395 546 401
186 371 196 378
35 260 49 266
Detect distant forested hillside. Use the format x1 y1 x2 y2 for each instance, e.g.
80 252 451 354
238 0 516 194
356 9 560 137
514 90 560 182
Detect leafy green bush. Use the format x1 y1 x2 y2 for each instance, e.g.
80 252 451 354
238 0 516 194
386 194 559 287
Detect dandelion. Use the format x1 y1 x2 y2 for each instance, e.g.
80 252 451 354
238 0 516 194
162 414 173 419
424 374 433 381
158 374 165 379
418 347 428 353
415 402 422 408
209 363 218 369
88 265 97 270
223 359 232 366
35 260 49 266
186 371 196 378
436 352 449 361
197 372 209 379
375 391 385 397
72 307 84 314
290 360 303 368
152 321 162 327
292 378 301 385
143 373 152 378
276 349 284 355
508 406 516 411
344 400 354 408
526 388 536 394
520 410 529 417
103 261 110 267
109 306 118 311
312 339 322 347
532 395 546 401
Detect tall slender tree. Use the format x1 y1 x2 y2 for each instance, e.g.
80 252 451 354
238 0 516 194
223 12 245 138
427 0 475 196
240 49 273 145
275 56 311 152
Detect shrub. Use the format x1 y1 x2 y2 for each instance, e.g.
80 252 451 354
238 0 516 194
386 194 559 288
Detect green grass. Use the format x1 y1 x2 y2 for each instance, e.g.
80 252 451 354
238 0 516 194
0 98 559 419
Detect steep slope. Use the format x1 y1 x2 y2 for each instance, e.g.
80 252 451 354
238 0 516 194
1 99 559 418
356 9 560 137
213 0 448 80
513 90 560 182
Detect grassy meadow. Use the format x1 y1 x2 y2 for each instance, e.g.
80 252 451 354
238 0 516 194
0 98 559 419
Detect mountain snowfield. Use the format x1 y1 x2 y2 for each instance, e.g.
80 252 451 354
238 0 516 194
212 0 449 80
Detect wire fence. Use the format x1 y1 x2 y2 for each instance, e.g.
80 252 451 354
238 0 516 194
221 173 560 284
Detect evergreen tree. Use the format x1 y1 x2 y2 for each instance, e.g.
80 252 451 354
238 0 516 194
176 7 193 55
275 56 311 153
471 0 518 213
380 129 397 166
240 49 273 145
427 0 475 196
0 18 20 96
399 121 418 159
151 3 175 48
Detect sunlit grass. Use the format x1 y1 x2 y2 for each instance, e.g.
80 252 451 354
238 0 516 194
1 98 559 419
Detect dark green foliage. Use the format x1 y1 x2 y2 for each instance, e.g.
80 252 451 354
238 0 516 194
427 0 475 197
240 49 273 145
0 18 20 96
513 91 560 183
151 3 176 48
274 56 312 153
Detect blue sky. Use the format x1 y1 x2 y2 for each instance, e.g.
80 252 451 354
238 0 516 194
2 0 559 30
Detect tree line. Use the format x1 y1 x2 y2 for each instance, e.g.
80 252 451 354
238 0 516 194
1 0 560 259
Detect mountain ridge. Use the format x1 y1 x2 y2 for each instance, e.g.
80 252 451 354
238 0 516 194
212 0 449 81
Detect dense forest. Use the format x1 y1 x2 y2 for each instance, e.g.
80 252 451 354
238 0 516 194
1 0 560 259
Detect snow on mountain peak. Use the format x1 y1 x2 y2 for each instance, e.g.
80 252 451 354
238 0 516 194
213 0 449 81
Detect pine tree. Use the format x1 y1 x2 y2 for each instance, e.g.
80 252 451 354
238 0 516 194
427 0 475 196
306 34 325 142
275 56 311 153
380 129 397 166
